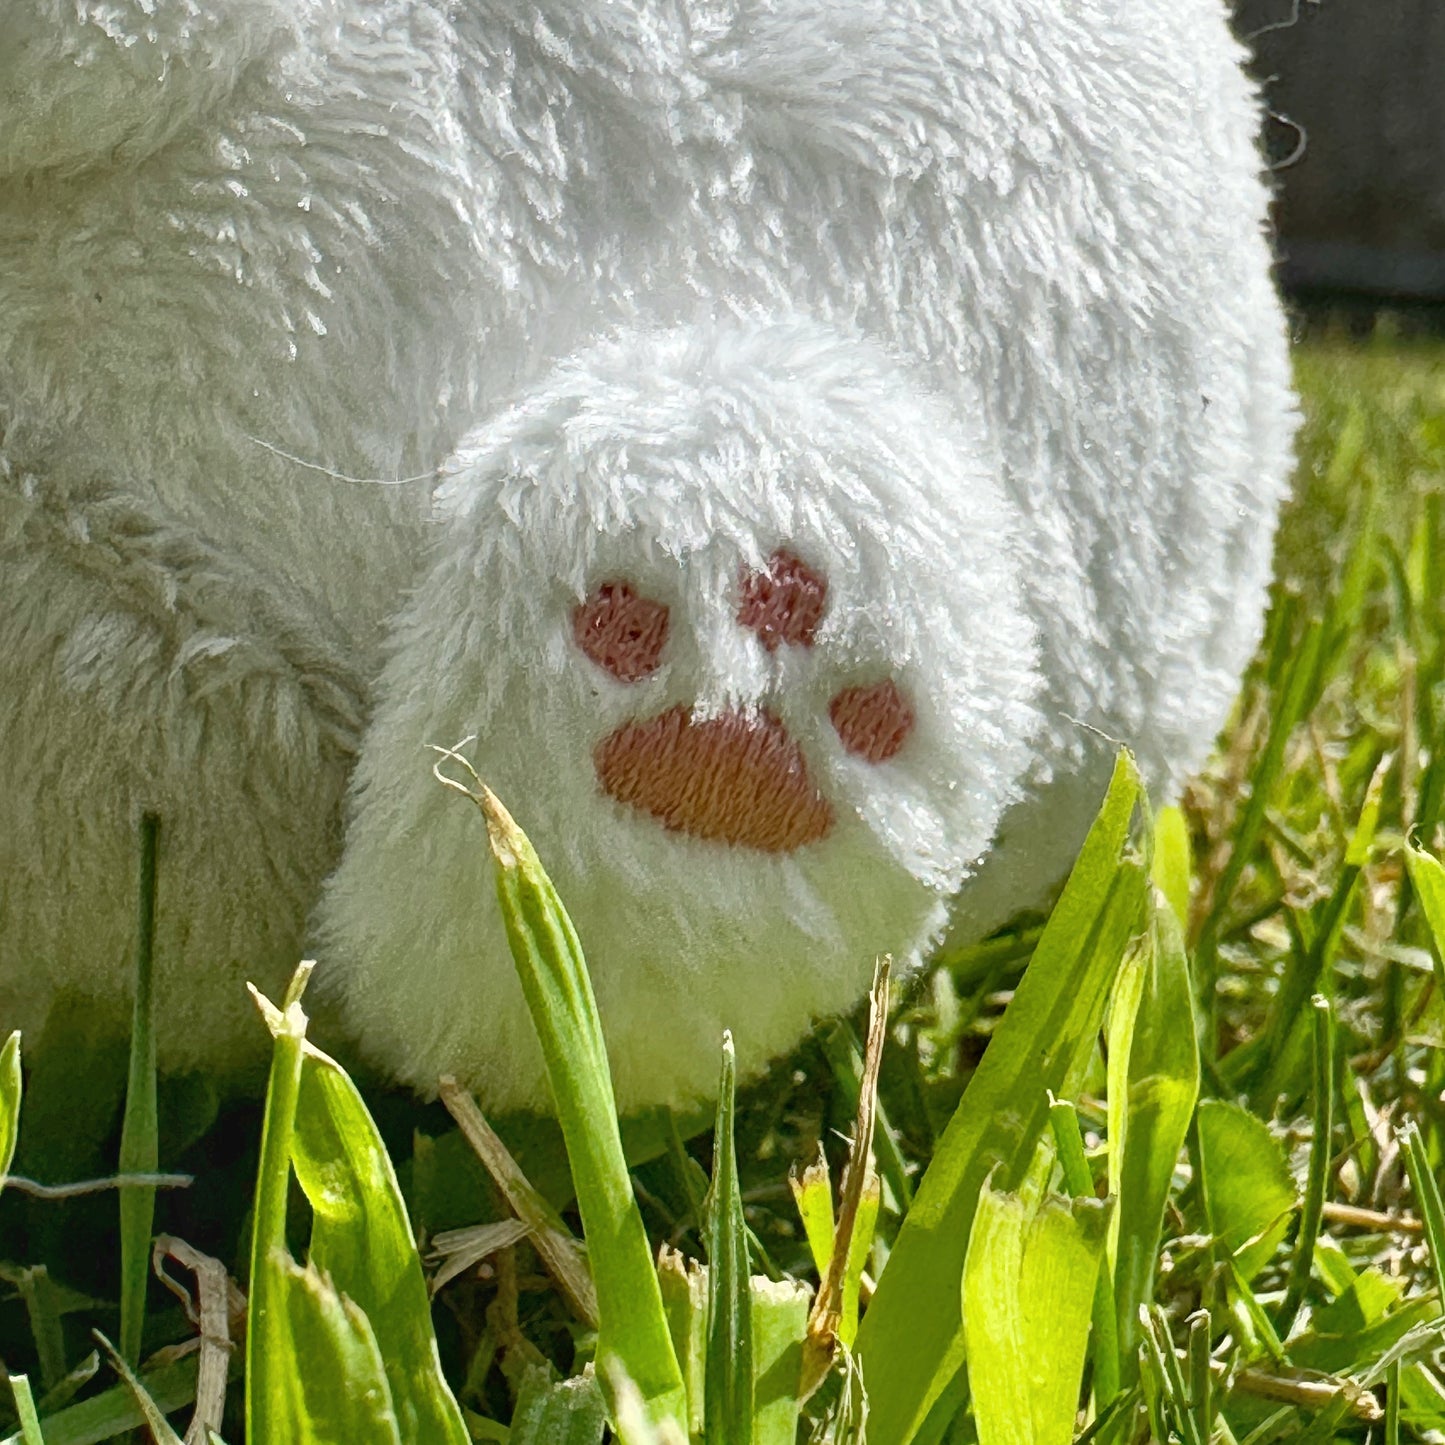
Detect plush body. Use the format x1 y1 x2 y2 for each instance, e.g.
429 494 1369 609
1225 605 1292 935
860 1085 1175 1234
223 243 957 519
0 0 1295 1108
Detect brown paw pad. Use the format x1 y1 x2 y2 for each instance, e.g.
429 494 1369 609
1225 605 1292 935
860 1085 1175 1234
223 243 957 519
575 554 915 853
736 549 827 651
828 679 915 763
573 582 669 682
594 705 834 851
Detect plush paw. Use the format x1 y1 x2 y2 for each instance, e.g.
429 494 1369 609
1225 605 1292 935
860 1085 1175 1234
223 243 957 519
318 320 1044 1111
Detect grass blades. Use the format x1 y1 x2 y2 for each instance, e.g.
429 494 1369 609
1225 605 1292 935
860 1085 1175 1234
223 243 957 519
1405 838 1445 993
962 1180 1111 1445
508 1365 608 1444
91 1332 183 1445
275 1257 401 1443
1400 1121 1445 1304
291 1048 470 1443
246 968 311 1440
1108 897 1199 1385
247 967 468 1443
1194 605 1327 1011
436 756 687 1432
749 1279 810 1444
804 958 889 1395
704 1034 754 1445
1048 1098 1119 1405
438 1082 598 1325
1195 1101 1296 1285
657 1250 809 1444
1 1029 20 1187
118 812 160 1366
0 1360 203 1445
1276 995 1335 1337
7 1377 43 1445
855 750 1148 1445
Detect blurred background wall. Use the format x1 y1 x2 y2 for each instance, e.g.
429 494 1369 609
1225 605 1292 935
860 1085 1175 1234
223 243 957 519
1235 0 1445 301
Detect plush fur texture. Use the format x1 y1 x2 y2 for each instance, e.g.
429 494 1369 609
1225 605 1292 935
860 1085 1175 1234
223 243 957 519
0 0 1295 1107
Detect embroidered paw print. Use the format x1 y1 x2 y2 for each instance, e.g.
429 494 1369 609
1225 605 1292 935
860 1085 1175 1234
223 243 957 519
574 549 916 853
572 582 669 682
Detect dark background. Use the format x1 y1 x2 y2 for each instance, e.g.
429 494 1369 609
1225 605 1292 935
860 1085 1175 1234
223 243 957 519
1234 0 1445 302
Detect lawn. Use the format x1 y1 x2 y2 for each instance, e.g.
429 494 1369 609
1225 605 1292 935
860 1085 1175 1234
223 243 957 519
3 325 1445 1443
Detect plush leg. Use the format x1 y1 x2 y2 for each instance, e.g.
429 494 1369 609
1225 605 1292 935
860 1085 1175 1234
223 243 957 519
0 470 364 1081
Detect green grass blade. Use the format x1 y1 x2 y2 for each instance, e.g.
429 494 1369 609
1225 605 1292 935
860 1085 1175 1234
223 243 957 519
658 1253 809 1444
750 1277 810 1445
1185 1311 1211 1445
704 1033 753 1445
8 1375 44 1445
278 1258 402 1444
0 1030 20 1189
0 1359 202 1445
1401 1121 1445 1303
856 750 1148 1445
1049 1097 1120 1406
91 1331 183 1445
1195 614 1326 997
290 1044 469 1445
1151 806 1192 933
1387 1357 1401 1445
1195 1100 1296 1284
10 1266 69 1393
1143 1307 1206 1445
1110 899 1199 1383
963 1179 1111 1445
1405 840 1445 996
839 1172 880 1351
118 811 160 1365
789 1149 835 1284
245 974 310 1442
460 779 686 1430
1276 995 1335 1337
509 1365 608 1445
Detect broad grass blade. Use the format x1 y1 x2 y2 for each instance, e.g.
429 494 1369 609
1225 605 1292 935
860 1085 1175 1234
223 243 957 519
510 1365 608 1445
1 1030 20 1188
658 1252 809 1445
1195 1101 1296 1283
750 1277 810 1445
962 1182 1111 1445
275 1258 402 1443
1151 807 1192 933
856 751 1148 1445
119 811 160 1365
704 1034 753 1445
1405 840 1445 995
444 771 686 1430
291 1045 469 1444
1109 899 1199 1382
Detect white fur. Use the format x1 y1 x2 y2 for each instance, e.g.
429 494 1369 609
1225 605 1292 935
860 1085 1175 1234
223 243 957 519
0 0 1295 1103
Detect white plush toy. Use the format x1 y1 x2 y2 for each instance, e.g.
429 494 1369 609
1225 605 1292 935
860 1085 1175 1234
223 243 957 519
1 0 1295 1110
